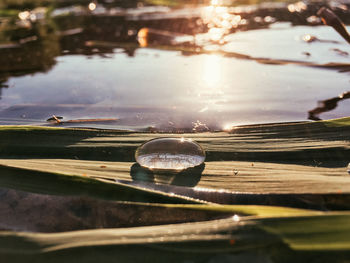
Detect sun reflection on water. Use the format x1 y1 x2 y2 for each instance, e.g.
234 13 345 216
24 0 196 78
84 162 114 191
88 2 97 11
202 55 222 88
199 3 241 46
194 54 227 115
136 1 241 49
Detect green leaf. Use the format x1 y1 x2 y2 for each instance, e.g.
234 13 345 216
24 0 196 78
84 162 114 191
0 119 349 261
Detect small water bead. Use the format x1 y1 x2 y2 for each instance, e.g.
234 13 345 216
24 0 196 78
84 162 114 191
135 137 205 171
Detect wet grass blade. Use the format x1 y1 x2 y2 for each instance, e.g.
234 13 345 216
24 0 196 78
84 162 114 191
0 120 349 261
260 213 350 251
0 119 349 165
0 118 349 198
0 207 349 261
1 157 349 195
0 164 204 204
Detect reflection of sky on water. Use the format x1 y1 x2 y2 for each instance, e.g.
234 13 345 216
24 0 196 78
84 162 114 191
223 24 350 63
1 23 350 129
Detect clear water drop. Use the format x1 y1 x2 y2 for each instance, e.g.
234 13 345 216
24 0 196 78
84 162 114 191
135 137 205 171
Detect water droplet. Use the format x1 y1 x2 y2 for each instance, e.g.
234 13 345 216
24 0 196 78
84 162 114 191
347 163 350 174
135 137 205 171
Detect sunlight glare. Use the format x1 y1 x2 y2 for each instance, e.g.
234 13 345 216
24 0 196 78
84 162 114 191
18 11 30 20
223 123 233 131
211 0 228 6
200 4 241 45
88 2 97 11
208 28 225 42
202 55 222 88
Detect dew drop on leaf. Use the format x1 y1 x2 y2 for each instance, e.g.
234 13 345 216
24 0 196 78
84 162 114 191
135 137 205 171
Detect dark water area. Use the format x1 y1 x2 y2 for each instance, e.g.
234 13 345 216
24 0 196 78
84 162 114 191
1 0 350 131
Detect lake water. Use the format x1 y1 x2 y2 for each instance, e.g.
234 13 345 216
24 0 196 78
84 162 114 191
0 0 350 131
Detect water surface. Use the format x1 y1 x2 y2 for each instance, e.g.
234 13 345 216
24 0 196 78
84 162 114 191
0 0 350 130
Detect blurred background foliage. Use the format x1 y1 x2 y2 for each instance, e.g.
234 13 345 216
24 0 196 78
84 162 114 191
0 0 294 10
